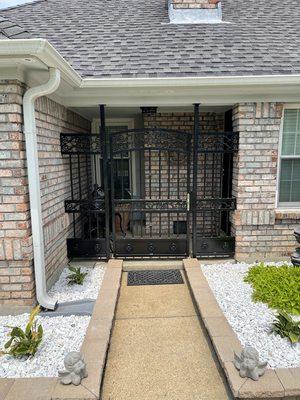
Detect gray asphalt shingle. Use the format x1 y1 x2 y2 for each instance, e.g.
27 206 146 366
0 0 300 78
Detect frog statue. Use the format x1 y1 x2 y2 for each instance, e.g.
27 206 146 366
234 346 267 381
59 352 88 386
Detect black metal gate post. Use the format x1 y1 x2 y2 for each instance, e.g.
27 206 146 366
100 104 111 259
192 103 200 257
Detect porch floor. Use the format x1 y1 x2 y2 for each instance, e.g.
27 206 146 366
101 271 232 399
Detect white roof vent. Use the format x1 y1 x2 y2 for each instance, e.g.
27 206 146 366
0 0 39 10
168 0 222 24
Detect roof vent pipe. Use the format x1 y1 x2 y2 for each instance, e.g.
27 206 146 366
23 68 61 310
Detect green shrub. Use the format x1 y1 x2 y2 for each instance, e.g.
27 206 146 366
1 306 43 357
271 311 300 344
67 266 88 285
244 263 300 315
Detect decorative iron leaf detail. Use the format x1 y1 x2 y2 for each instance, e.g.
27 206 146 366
65 200 106 213
147 243 156 253
61 134 102 154
196 198 236 211
114 200 187 212
198 132 239 153
110 128 191 155
169 242 177 253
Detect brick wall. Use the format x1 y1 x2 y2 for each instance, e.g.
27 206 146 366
172 0 220 9
232 102 300 261
35 97 90 287
0 80 90 306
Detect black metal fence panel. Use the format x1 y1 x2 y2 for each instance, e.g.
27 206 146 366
60 106 239 259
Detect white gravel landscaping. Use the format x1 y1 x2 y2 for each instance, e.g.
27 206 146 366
201 262 300 369
0 263 106 378
0 314 90 378
49 264 106 303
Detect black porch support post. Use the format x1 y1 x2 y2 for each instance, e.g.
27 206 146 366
192 103 200 258
100 104 110 259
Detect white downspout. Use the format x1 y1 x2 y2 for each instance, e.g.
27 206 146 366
23 68 61 310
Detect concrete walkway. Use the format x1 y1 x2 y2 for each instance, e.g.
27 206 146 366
101 272 232 400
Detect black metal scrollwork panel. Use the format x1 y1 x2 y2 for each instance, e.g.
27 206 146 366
65 200 105 213
114 199 187 213
198 132 239 153
196 198 236 211
61 134 102 155
110 128 191 155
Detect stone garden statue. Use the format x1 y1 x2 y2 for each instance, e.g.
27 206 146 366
291 227 300 266
59 352 88 386
234 346 267 381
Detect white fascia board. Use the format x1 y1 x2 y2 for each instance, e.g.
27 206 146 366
0 39 81 87
1 39 300 90
81 75 300 88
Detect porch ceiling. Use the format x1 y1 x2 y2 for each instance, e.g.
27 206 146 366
71 105 232 121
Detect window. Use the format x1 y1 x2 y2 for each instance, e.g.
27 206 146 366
99 125 131 197
278 109 300 207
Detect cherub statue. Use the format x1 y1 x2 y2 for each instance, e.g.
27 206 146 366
59 352 88 386
234 346 267 381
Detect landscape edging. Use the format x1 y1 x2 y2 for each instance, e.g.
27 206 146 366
183 258 300 400
0 259 123 400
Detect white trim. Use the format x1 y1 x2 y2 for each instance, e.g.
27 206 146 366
276 105 300 209
275 209 300 213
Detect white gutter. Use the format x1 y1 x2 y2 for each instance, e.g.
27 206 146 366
23 67 61 310
1 39 300 88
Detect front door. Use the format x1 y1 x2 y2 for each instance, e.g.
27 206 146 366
109 128 192 258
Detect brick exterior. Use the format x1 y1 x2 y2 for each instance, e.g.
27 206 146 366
35 97 90 287
232 102 300 261
0 80 90 306
0 80 34 306
1 84 300 307
172 0 220 9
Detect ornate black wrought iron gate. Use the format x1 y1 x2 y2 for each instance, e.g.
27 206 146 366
109 127 192 257
60 104 238 259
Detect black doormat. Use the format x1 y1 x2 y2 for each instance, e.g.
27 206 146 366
127 269 184 286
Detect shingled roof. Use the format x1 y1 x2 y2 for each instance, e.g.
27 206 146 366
0 15 30 39
0 0 300 79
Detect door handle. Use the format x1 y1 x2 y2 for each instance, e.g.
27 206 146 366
187 193 190 212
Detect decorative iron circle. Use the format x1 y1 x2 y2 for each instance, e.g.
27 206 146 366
169 242 177 253
126 244 133 253
201 242 208 250
147 243 155 253
95 243 102 255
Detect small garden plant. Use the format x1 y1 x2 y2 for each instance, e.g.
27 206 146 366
271 311 300 344
244 263 300 315
67 266 88 285
1 306 43 357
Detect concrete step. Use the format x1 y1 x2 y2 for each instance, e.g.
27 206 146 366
122 259 183 271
